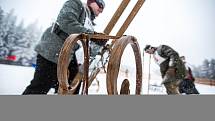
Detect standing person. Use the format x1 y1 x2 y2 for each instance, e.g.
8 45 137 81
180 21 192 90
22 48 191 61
144 45 186 94
22 0 106 95
179 56 199 94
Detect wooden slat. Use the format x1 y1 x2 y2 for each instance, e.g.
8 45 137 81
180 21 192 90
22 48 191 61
116 0 145 36
103 0 131 34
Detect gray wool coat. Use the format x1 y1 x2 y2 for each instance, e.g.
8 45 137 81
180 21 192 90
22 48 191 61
35 0 94 64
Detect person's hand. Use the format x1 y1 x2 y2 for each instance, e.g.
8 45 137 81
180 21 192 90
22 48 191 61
166 68 176 77
162 68 176 84
90 32 108 46
91 38 108 46
93 31 105 35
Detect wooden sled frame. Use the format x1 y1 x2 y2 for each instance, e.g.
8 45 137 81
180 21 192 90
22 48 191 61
57 33 142 95
57 0 146 95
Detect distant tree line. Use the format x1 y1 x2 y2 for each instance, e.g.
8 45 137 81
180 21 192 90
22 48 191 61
192 59 215 80
0 7 42 66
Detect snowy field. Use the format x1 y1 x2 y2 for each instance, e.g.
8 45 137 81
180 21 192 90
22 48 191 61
0 64 215 95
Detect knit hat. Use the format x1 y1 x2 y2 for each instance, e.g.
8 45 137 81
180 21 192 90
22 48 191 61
87 0 105 9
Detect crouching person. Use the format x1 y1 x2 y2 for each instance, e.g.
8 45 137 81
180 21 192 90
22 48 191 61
144 45 186 95
179 56 199 94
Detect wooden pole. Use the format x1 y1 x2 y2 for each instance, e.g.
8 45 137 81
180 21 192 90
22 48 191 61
116 0 145 36
103 0 131 34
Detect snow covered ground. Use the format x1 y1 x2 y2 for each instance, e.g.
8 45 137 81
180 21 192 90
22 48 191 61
0 64 215 95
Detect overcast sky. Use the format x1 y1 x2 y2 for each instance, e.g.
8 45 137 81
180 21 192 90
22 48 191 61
1 0 215 69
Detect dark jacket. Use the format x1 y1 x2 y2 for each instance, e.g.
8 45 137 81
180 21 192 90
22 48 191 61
154 45 186 82
185 66 195 82
35 0 94 63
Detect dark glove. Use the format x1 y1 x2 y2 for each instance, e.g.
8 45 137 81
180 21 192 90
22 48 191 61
91 38 108 46
166 68 176 77
90 32 109 46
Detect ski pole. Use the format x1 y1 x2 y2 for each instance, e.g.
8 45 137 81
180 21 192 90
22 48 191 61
147 54 151 94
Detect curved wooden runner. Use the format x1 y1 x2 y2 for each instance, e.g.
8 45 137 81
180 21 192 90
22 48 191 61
106 36 142 95
57 33 121 95
57 34 142 95
57 34 86 95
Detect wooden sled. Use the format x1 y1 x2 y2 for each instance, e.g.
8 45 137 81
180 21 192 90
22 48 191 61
57 0 145 95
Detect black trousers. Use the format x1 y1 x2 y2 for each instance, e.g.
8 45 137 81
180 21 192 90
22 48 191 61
22 54 80 95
